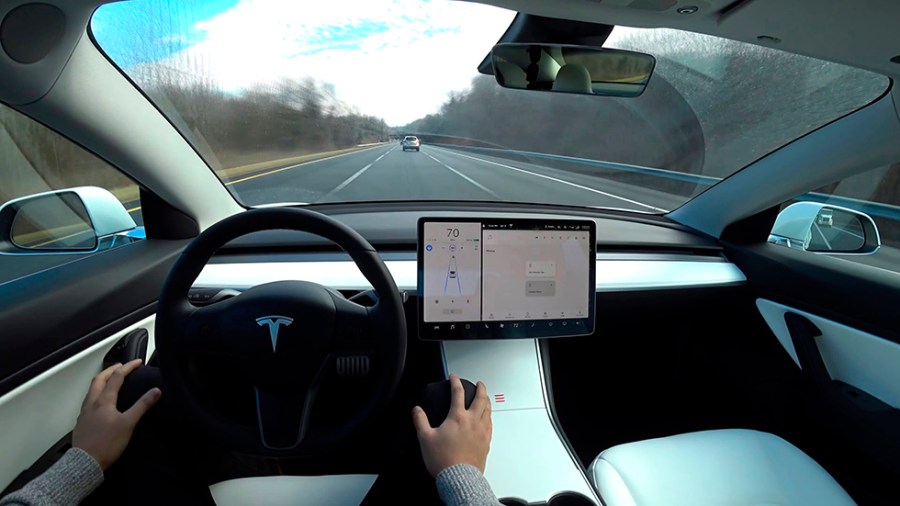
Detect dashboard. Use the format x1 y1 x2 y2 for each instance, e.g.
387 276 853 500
199 206 745 296
187 205 747 504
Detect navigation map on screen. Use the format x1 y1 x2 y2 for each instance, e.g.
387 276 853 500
419 218 595 340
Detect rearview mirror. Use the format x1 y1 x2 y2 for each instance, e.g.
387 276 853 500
0 186 138 253
491 43 655 97
769 202 880 254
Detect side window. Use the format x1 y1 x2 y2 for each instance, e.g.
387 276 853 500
0 103 144 284
769 162 900 273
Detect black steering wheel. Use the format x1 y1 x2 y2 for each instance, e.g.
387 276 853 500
154 208 407 457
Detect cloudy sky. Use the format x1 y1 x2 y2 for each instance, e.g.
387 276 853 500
92 0 515 126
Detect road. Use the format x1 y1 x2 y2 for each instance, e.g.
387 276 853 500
228 144 685 211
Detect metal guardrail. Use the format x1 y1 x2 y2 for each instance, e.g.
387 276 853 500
435 144 900 222
795 193 900 223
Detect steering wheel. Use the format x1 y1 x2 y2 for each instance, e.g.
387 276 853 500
154 208 407 457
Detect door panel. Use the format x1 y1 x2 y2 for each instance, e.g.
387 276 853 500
726 240 900 503
0 239 185 395
0 315 155 491
0 235 184 493
757 298 900 409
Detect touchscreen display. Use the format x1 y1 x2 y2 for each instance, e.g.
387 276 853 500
418 218 595 340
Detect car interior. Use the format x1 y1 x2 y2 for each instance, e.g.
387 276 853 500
1 0 899 505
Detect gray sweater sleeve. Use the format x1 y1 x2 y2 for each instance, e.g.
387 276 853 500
0 448 104 506
435 464 503 506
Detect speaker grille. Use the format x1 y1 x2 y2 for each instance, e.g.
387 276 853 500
1 3 66 64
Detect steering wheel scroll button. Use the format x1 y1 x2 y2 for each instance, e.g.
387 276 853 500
337 356 370 378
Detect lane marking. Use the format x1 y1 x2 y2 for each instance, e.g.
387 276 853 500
117 148 392 214
432 146 666 212
31 228 94 248
423 150 500 198
320 146 397 200
226 145 390 186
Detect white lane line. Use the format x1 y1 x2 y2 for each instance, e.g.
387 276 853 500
433 146 666 212
227 144 390 186
321 146 396 200
423 150 501 198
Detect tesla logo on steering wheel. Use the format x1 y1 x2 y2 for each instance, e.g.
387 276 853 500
256 316 293 352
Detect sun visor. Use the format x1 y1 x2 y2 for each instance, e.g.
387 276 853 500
477 13 614 75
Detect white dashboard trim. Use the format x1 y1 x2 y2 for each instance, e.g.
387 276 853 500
194 257 745 291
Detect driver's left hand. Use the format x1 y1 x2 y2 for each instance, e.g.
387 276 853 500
72 359 161 470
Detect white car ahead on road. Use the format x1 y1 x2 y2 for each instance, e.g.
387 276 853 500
401 136 421 152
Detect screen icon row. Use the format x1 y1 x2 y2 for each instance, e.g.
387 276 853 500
427 319 587 339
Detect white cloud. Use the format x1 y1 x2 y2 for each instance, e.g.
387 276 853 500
132 0 514 125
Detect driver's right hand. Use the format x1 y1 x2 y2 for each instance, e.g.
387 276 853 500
411 374 492 477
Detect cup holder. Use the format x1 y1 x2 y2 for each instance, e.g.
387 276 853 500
500 492 595 506
499 498 529 506
547 491 595 506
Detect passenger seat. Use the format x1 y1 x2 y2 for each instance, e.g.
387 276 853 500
589 429 855 506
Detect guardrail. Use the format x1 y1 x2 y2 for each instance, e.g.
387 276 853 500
434 144 900 222
795 193 900 223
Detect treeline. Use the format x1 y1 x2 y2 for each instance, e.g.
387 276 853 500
0 106 134 203
1 76 389 203
144 77 389 169
403 73 705 182
401 30 887 189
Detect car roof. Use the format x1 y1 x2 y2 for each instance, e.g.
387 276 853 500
481 0 900 80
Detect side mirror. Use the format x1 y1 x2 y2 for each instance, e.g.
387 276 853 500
491 43 655 97
0 186 138 254
769 202 880 254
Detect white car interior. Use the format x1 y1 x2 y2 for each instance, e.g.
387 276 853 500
590 429 856 506
1 0 899 505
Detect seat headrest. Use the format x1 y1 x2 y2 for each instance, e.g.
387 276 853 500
495 61 528 88
552 64 592 94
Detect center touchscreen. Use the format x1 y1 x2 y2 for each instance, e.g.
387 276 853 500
418 218 595 340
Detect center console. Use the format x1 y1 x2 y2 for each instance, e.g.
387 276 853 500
418 217 600 504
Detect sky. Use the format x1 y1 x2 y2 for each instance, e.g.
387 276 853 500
92 0 515 126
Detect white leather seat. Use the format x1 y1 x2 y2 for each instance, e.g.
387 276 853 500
589 429 855 506
552 64 592 94
495 61 528 88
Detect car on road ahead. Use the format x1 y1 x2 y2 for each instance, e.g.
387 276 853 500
1 1 899 505
401 135 421 151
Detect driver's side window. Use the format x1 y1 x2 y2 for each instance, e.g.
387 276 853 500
0 103 144 284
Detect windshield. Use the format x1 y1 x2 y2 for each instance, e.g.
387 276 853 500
91 0 888 212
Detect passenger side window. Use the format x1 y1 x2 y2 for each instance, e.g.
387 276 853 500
769 162 900 273
0 103 143 284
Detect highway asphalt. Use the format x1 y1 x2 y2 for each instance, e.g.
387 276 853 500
228 143 686 211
